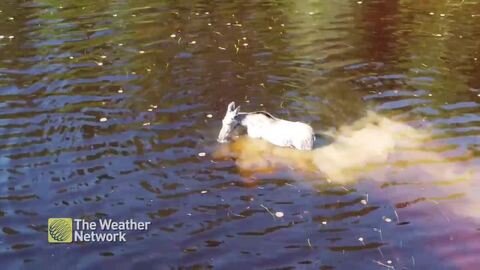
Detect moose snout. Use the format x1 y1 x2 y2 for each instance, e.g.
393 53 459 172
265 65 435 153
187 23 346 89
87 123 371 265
217 126 232 143
217 133 228 143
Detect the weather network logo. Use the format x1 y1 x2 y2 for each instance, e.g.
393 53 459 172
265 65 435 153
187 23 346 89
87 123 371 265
48 218 73 243
47 217 151 243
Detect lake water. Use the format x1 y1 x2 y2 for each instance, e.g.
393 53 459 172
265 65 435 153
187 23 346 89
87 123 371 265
0 0 479 269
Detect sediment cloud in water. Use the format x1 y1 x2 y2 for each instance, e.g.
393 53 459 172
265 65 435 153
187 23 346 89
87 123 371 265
214 111 480 222
214 111 431 183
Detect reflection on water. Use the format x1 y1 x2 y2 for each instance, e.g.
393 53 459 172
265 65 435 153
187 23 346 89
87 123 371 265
0 0 479 269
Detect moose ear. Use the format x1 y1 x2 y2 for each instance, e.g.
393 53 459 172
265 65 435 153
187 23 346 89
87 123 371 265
234 105 240 114
227 101 235 112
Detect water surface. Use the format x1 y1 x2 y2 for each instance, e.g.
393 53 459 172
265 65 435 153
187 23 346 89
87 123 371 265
0 0 479 269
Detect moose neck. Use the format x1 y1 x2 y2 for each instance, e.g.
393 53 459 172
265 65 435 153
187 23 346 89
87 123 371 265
236 113 249 127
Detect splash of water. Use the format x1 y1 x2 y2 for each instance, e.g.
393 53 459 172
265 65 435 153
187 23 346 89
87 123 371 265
312 111 429 182
213 111 430 182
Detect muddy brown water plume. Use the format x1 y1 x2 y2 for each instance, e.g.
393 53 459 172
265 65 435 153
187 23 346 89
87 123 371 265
214 111 436 183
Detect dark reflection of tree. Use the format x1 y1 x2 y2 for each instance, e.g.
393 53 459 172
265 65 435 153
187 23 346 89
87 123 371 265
466 52 480 91
442 1 480 95
354 0 403 63
0 1 39 93
335 0 411 123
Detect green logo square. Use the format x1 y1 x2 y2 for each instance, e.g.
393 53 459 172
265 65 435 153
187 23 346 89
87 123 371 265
48 218 73 243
